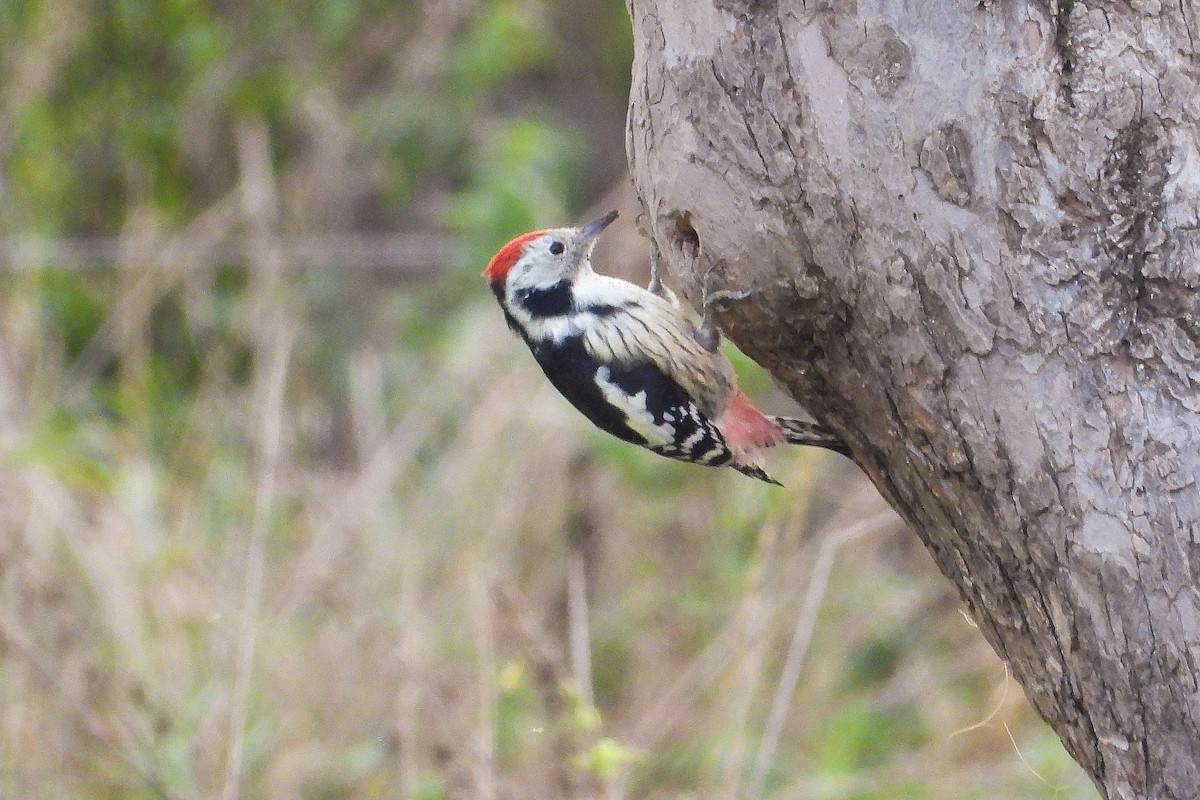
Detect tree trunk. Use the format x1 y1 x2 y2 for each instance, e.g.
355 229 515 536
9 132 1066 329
625 1 1200 797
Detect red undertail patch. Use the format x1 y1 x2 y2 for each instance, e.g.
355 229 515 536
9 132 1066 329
716 391 785 460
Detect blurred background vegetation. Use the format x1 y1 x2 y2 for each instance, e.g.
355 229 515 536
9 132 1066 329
0 1 1098 798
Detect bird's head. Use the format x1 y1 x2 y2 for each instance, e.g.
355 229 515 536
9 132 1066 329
483 210 618 297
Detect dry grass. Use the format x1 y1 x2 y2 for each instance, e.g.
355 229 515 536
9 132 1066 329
0 234 1099 797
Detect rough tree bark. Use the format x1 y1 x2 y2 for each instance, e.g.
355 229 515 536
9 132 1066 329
625 2 1200 798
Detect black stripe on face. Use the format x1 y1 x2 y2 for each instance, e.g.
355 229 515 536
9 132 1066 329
517 281 574 318
499 306 524 335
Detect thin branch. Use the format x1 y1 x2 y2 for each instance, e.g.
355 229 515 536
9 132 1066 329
567 461 598 712
744 511 898 800
219 323 293 800
220 118 296 800
0 233 452 275
567 550 594 711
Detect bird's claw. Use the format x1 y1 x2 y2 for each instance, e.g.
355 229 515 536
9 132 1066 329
646 241 680 306
703 287 755 307
694 262 755 353
655 237 752 352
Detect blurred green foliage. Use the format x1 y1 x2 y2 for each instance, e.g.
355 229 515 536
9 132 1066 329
449 117 585 267
3 0 605 457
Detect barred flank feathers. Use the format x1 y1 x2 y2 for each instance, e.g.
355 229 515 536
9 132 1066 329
769 416 852 456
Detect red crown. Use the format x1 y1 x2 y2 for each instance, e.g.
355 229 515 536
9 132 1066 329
483 230 545 285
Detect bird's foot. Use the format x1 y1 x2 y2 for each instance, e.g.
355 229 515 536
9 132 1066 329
647 241 681 308
695 265 755 353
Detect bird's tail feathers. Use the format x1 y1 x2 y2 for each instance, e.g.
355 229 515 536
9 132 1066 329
733 462 784 486
769 416 850 457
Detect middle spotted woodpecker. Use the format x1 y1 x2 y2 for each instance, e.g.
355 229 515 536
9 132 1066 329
483 210 848 484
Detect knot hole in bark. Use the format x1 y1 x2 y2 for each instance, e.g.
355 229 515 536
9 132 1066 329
662 210 703 288
660 210 740 310
666 210 699 253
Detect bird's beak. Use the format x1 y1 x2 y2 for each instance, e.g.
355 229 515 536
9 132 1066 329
580 210 619 241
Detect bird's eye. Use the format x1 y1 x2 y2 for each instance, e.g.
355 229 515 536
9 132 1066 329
549 241 565 255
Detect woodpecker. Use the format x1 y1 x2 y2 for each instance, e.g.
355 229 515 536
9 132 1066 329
483 210 848 484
